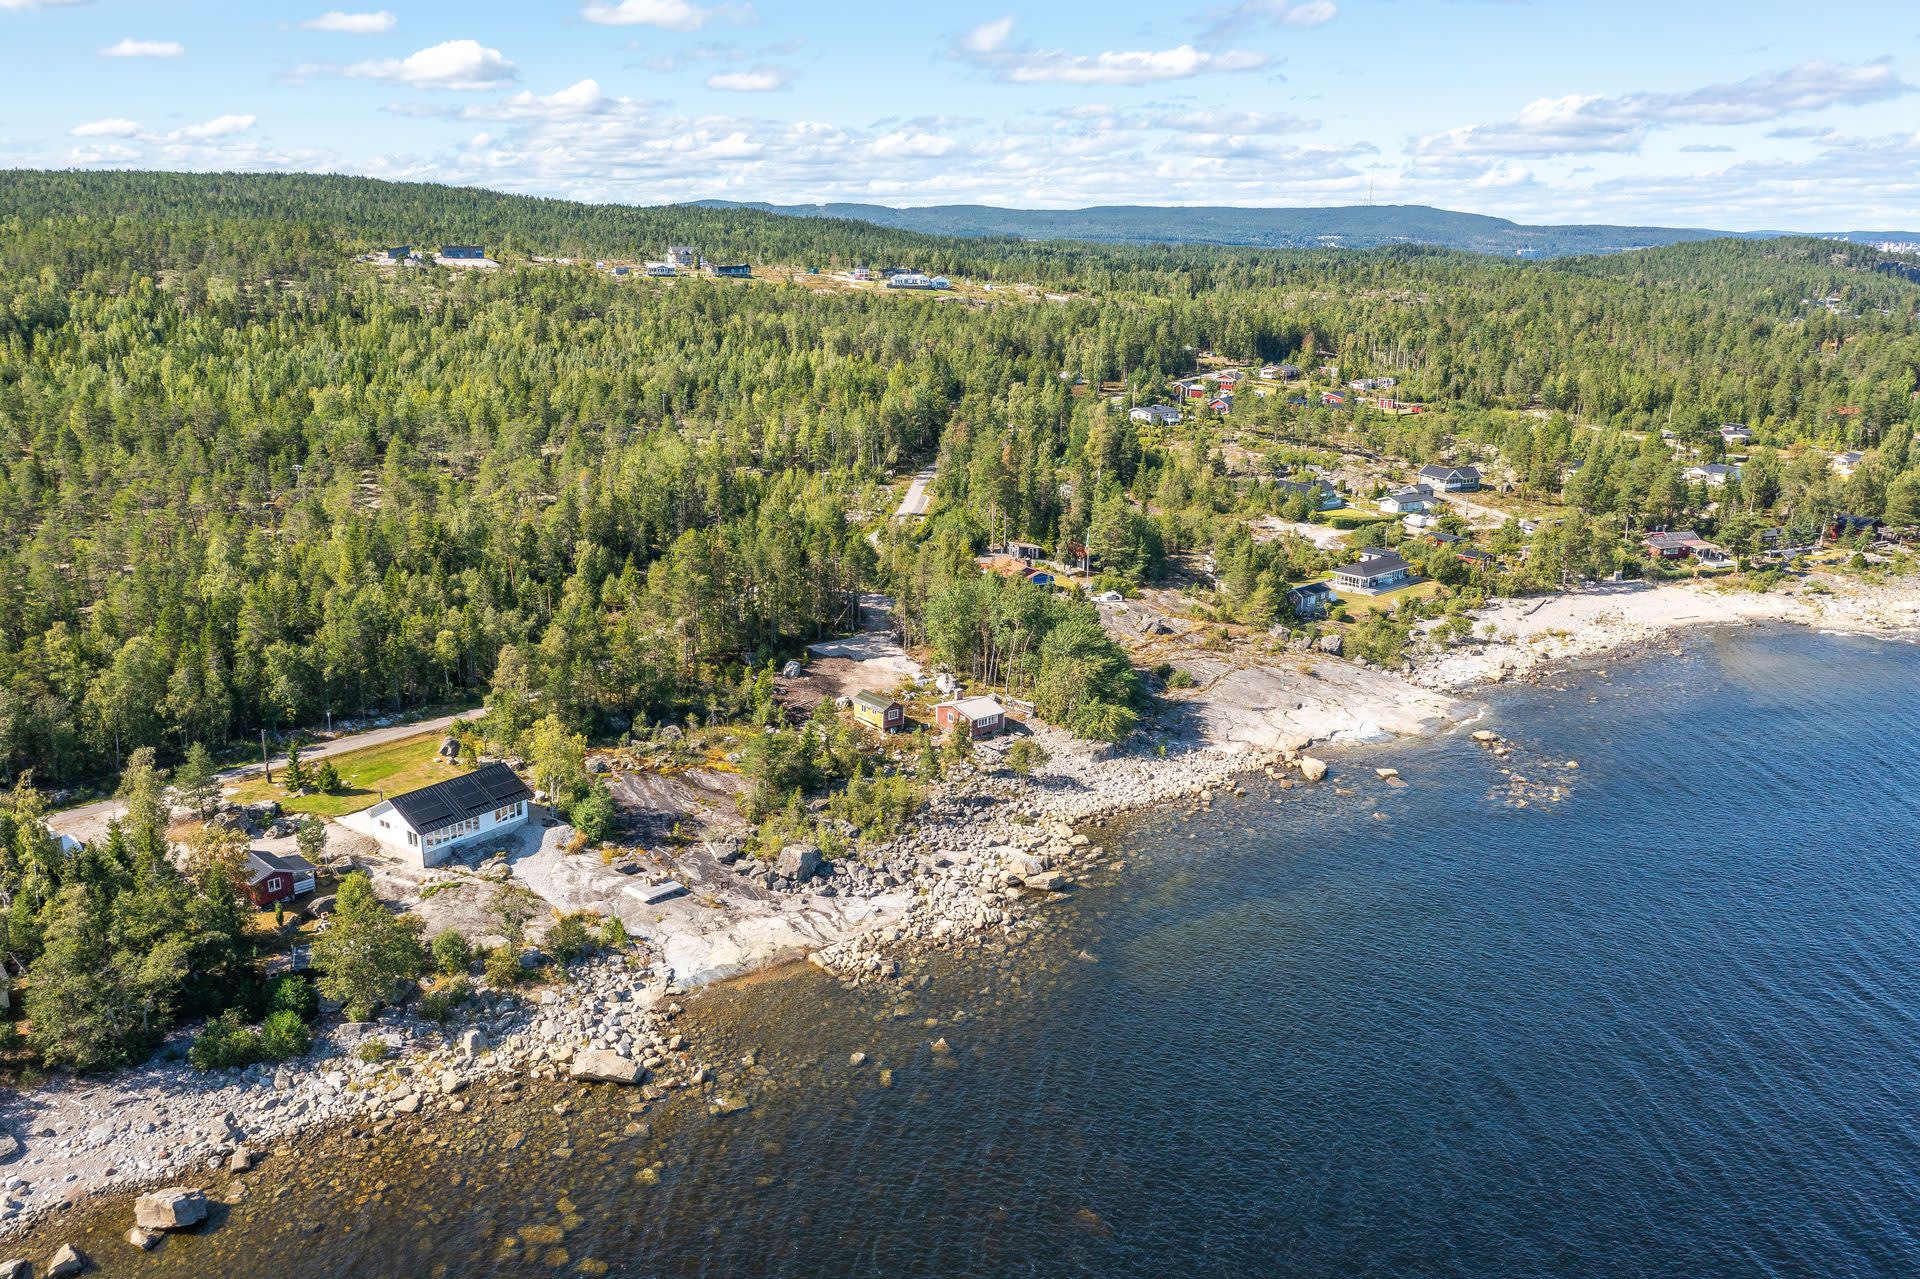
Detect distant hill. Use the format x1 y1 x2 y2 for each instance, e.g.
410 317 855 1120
692 200 1920 260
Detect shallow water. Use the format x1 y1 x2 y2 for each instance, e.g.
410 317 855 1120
21 626 1920 1277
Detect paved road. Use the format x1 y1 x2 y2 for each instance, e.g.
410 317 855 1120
894 466 937 519
47 707 485 844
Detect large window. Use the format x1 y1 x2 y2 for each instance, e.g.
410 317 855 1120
493 801 522 823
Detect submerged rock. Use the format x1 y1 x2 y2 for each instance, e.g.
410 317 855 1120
134 1187 208 1231
570 1050 645 1085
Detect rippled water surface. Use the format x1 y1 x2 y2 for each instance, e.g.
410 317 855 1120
27 627 1920 1277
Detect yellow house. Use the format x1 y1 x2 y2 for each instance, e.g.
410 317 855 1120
852 690 904 732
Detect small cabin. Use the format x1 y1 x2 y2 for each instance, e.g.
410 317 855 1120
934 696 1005 739
851 691 904 732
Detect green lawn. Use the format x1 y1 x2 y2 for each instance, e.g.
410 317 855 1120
228 731 462 817
1335 578 1443 618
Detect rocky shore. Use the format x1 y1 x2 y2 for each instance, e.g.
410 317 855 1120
1 632 1470 1258
25 571 1915 1256
1409 573 1920 691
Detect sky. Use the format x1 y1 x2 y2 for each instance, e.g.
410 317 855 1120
2 0 1918 230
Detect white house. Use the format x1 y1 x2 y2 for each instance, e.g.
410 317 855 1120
1129 404 1182 425
1378 484 1437 515
1831 451 1866 477
339 763 534 868
1685 462 1740 487
1330 549 1414 592
1418 464 1481 492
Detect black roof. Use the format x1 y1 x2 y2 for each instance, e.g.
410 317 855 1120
1333 550 1410 578
387 763 532 835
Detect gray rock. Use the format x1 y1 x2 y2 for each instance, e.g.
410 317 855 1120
134 1187 208 1231
46 1243 89 1277
127 1227 161 1251
0 1260 26 1279
0 1133 17 1163
775 843 823 882
1298 757 1329 782
569 1050 644 1085
1316 633 1344 655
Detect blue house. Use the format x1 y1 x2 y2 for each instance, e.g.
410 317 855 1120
710 263 753 278
439 244 486 260
1288 581 1337 619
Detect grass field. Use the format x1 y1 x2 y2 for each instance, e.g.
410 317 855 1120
228 731 461 817
1335 578 1444 618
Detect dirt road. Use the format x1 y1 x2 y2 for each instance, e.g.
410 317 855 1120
46 708 485 844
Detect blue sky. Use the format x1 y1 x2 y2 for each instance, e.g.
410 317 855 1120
2 0 1917 228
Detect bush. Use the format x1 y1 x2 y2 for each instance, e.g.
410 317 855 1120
547 914 593 964
1165 667 1197 689
187 1007 312 1071
314 761 342 795
600 914 630 950
419 978 473 1022
568 786 616 844
430 929 473 977
1004 738 1051 776
484 946 524 989
267 975 317 1021
355 1039 390 1064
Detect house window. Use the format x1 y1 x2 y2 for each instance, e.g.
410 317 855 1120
493 801 521 822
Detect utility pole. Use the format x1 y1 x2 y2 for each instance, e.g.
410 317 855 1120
261 728 271 782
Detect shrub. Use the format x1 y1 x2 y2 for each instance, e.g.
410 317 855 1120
1004 738 1051 776
314 761 342 795
484 945 523 989
259 1010 312 1059
267 975 317 1021
1165 667 1197 689
547 914 593 964
600 914 631 950
568 786 616 844
355 1039 390 1064
430 929 473 977
419 979 473 1022
188 1007 311 1070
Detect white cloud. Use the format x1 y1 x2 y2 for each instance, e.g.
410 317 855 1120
100 38 184 58
348 39 516 90
495 79 611 119
956 21 1265 85
1205 0 1337 31
707 66 788 92
70 117 140 137
167 114 255 141
0 0 89 9
300 10 396 34
959 17 1014 55
1416 59 1913 166
870 129 958 159
581 0 712 31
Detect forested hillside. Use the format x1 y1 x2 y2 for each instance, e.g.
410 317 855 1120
0 171 1917 789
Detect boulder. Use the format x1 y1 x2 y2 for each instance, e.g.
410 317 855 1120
1315 633 1344 656
1298 757 1329 782
438 735 460 759
228 1147 255 1173
1022 870 1069 892
569 1050 644 1085
127 1227 160 1251
0 1132 18 1163
46 1244 89 1278
0 1261 25 1279
1471 729 1499 743
134 1187 208 1231
775 843 823 883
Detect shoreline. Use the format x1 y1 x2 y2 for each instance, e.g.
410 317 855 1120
5 569 1917 1250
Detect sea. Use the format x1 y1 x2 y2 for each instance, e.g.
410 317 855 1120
18 624 1920 1278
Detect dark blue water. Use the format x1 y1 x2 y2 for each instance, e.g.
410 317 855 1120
30 626 1920 1277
